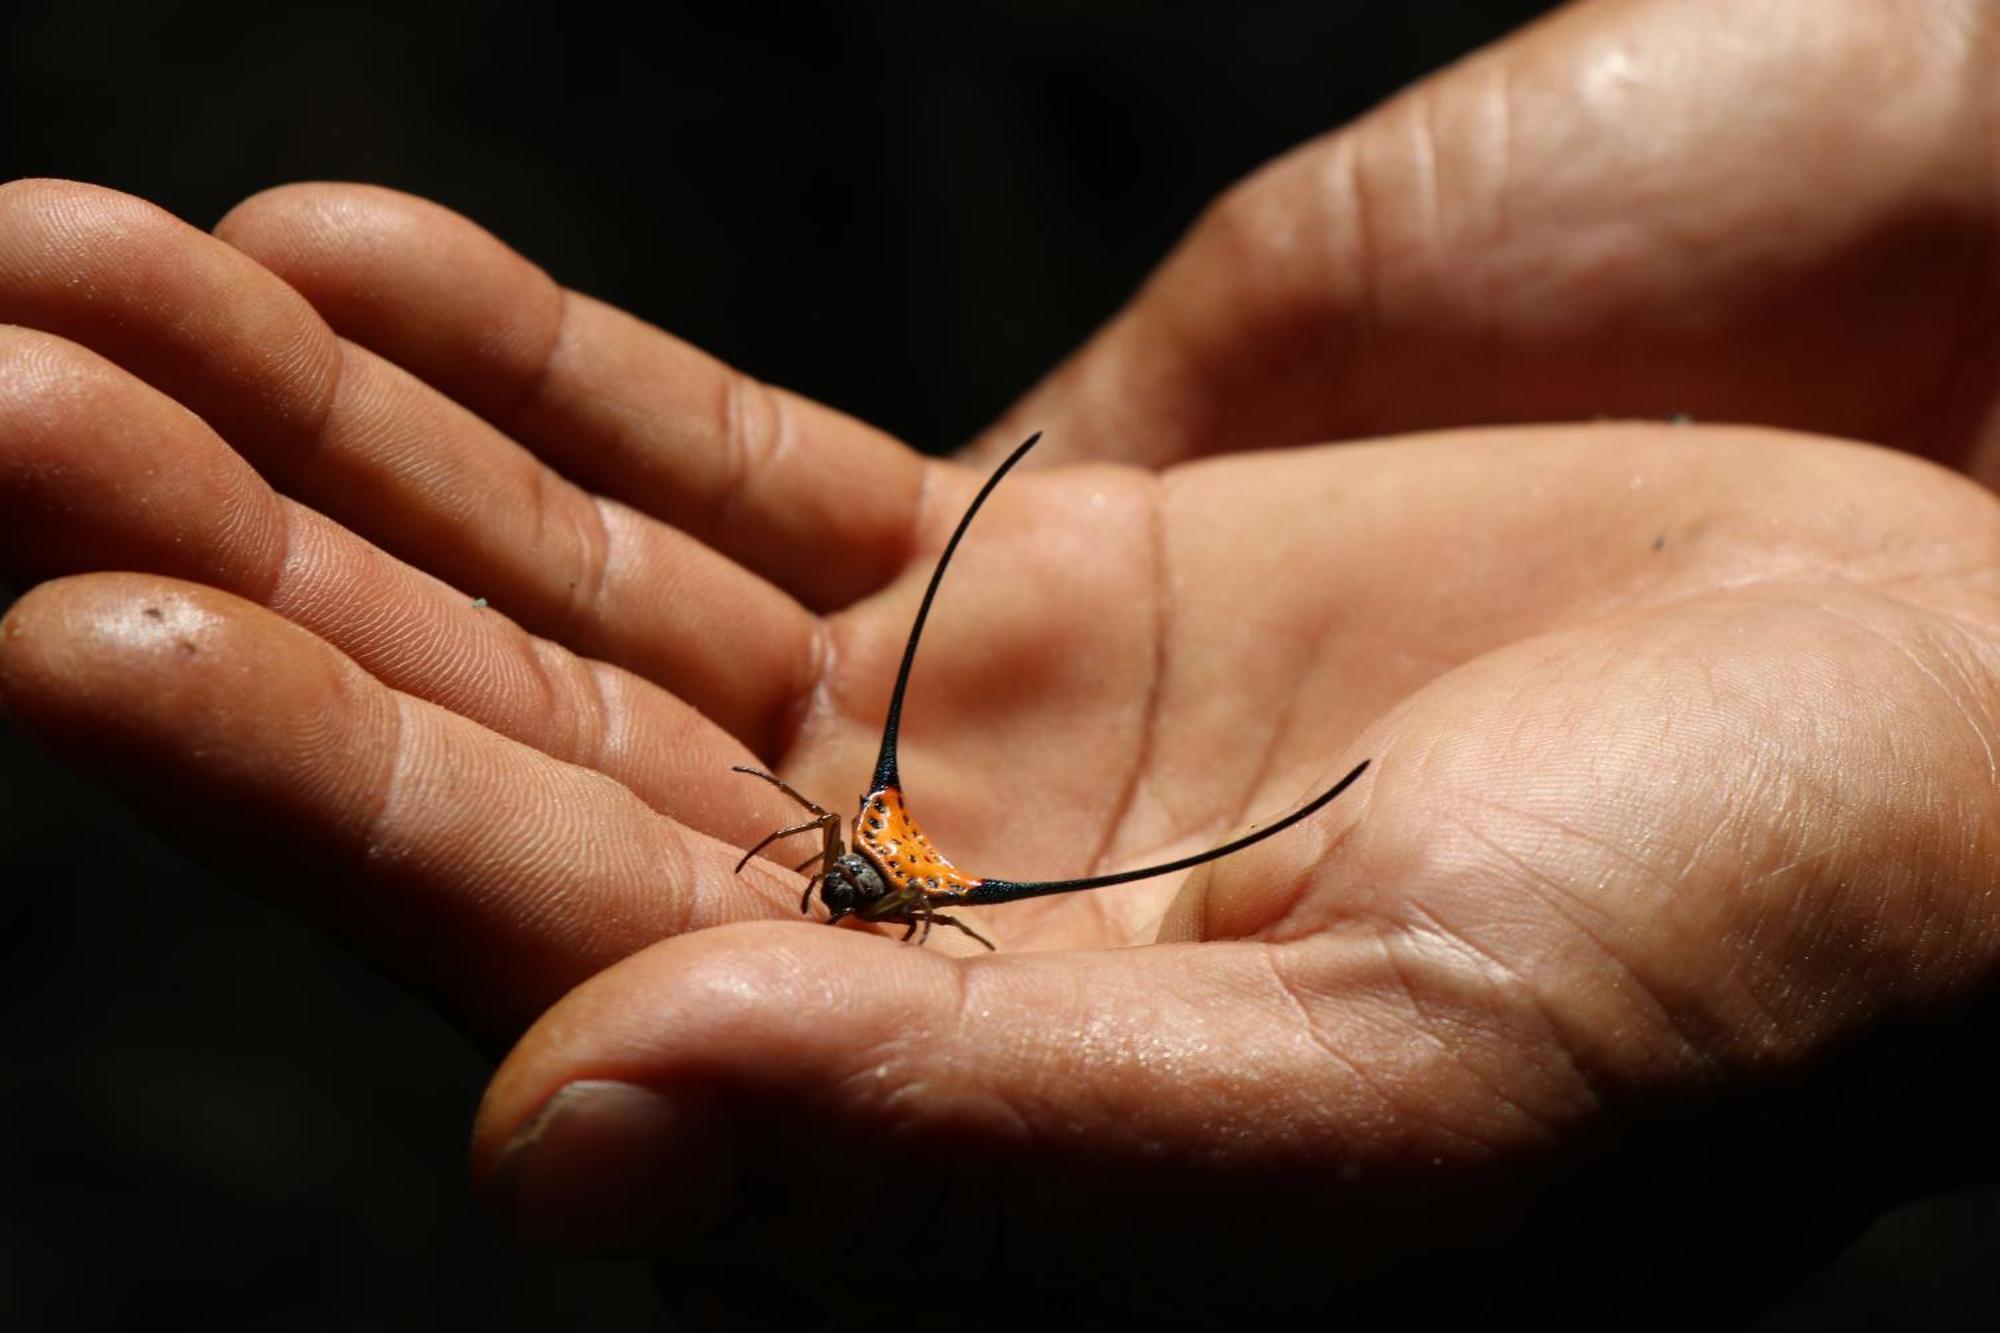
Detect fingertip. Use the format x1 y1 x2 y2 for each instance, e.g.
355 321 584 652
0 320 118 422
214 181 562 415
474 920 968 1252
483 1078 735 1255
0 326 289 589
217 182 488 288
216 179 407 239
0 573 368 766
214 183 382 288
0 177 176 255
475 920 947 1147
3 573 218 707
0 177 341 457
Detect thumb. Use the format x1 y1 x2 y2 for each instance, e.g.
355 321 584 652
472 921 1614 1321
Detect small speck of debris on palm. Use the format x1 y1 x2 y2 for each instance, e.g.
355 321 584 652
1667 412 1693 426
471 596 488 608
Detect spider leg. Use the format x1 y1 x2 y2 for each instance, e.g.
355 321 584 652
734 814 836 873
928 913 996 951
730 768 845 896
731 765 832 817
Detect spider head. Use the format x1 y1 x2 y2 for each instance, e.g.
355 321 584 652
817 852 887 921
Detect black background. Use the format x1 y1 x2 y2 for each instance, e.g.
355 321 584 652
4 2 1998 1327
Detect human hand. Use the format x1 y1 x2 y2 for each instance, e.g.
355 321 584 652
974 0 2000 482
7 177 1997 1324
464 424 2000 1325
9 0 2000 1316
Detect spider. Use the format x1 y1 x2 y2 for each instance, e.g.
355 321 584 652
733 432 1371 949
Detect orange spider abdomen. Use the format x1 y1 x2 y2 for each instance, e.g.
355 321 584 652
852 786 981 901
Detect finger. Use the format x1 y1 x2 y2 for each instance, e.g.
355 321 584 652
0 324 826 834
214 182 928 610
0 179 817 743
0 573 800 1047
469 922 1608 1319
968 0 1996 471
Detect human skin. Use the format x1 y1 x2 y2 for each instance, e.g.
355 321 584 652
5 0 2000 1324
969 0 2000 484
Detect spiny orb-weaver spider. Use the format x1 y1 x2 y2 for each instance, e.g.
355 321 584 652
733 432 1371 949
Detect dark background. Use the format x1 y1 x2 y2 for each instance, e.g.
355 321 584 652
4 2 1997 1327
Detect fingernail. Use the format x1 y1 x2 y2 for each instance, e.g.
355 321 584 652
490 1080 730 1254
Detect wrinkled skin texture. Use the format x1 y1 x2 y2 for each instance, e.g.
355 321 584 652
6 0 2000 1326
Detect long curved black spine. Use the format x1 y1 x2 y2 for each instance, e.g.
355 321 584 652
871 431 1043 792
962 758 1371 905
